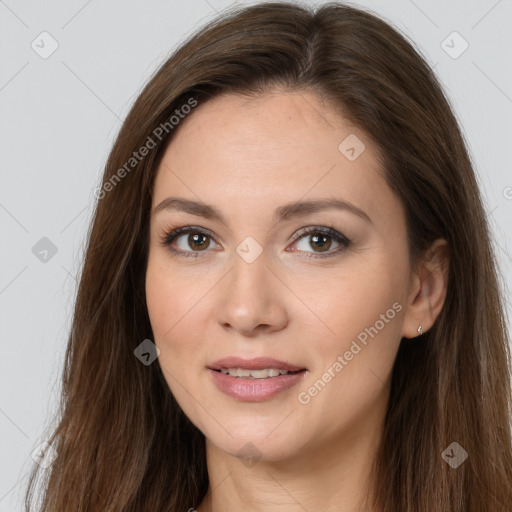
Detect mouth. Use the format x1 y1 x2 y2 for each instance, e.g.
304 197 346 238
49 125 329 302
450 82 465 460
208 356 306 373
207 357 308 402
212 367 305 379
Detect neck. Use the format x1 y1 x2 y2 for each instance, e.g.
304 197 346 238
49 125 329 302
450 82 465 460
196 406 385 512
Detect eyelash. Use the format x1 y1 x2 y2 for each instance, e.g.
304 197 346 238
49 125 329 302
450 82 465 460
158 224 351 260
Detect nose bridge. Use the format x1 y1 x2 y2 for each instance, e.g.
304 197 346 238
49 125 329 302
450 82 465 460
214 246 288 333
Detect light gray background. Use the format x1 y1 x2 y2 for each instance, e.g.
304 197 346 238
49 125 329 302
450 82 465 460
1 0 511 509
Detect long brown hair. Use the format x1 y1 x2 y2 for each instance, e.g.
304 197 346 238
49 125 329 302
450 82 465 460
24 2 512 510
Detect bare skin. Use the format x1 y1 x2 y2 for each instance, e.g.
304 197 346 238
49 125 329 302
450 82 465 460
145 90 449 512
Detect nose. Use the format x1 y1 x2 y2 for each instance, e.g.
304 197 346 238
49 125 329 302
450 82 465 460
214 251 289 336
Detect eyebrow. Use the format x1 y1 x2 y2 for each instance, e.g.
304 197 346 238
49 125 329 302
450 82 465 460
152 197 372 224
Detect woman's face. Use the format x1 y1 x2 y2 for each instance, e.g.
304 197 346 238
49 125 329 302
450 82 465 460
146 91 414 462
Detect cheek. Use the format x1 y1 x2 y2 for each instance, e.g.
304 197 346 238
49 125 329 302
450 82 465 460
292 251 405 348
145 258 223 436
294 253 405 406
294 292 402 441
145 264 202 411
145 258 202 363
145 263 176 340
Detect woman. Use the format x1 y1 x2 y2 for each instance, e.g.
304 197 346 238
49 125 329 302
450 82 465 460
24 2 512 511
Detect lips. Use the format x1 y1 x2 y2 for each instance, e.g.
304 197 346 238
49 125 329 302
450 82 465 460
208 356 306 372
207 356 308 401
208 367 308 402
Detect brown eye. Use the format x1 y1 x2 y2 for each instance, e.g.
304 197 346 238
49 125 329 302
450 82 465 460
185 233 210 251
161 226 220 258
294 232 339 253
308 233 332 252
289 226 351 259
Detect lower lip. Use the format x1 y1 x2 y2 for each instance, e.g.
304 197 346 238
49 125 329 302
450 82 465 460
208 369 308 402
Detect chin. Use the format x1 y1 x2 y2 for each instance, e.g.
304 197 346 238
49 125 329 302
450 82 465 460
199 416 307 462
211 435 303 464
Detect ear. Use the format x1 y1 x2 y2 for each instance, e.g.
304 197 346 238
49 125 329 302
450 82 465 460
401 238 450 339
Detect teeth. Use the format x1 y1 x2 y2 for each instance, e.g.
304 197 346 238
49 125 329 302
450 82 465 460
219 367 291 379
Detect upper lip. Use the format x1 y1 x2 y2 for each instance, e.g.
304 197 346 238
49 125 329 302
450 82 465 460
208 356 306 372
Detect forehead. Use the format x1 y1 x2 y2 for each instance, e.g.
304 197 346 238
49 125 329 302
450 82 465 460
152 91 399 227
